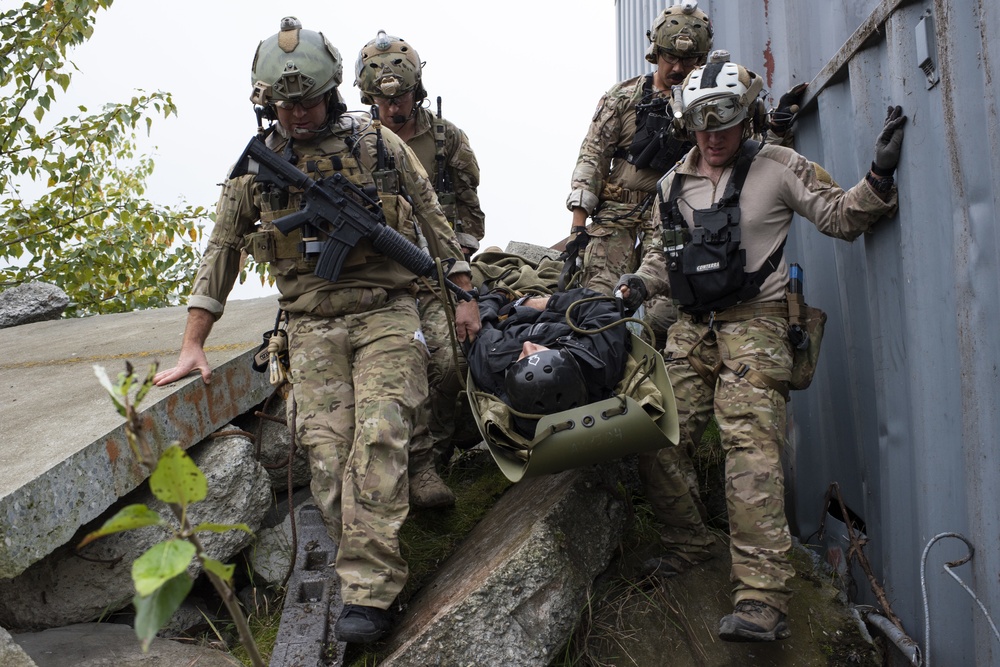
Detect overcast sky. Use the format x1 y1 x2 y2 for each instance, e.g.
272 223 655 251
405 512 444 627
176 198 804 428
63 1 620 300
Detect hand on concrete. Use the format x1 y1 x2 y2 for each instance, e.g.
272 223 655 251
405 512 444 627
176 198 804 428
153 346 212 386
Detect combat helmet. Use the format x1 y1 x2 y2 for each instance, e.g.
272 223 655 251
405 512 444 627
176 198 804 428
354 30 427 105
504 348 588 418
645 0 714 64
672 50 765 134
250 17 344 111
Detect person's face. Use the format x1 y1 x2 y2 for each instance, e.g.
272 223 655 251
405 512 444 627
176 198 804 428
655 50 701 90
695 123 744 167
517 341 550 362
274 95 329 140
373 89 416 132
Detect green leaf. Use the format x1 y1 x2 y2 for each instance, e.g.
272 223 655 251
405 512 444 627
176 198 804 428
78 504 163 548
201 557 236 584
92 365 126 417
149 445 207 506
192 522 253 535
132 539 196 596
133 573 193 652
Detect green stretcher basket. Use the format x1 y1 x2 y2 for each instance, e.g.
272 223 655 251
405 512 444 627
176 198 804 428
467 334 680 483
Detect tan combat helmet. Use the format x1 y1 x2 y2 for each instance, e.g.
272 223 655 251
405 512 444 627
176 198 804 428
250 16 344 108
645 0 714 64
354 30 426 104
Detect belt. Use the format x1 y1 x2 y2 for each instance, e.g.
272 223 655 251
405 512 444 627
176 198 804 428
679 300 789 324
600 183 652 205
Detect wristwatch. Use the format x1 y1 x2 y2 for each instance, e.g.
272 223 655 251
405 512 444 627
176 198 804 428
865 170 894 194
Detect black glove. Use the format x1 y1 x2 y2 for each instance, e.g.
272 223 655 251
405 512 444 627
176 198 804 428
872 105 907 176
557 229 590 291
614 274 648 314
768 83 807 136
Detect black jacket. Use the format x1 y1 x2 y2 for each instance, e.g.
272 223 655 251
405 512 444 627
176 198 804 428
467 287 631 406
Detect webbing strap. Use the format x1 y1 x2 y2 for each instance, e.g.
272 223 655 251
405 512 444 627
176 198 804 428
721 358 790 402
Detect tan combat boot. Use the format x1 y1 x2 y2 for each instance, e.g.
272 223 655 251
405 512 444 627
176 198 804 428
718 599 791 642
409 466 456 509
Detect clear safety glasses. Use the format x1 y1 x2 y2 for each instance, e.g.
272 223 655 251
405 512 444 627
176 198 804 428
684 96 745 131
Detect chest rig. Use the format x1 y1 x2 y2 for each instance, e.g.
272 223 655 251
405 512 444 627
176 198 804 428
247 133 420 273
660 139 784 315
623 74 690 171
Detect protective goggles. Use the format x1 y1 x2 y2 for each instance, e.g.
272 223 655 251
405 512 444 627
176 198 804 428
683 96 746 131
275 95 327 111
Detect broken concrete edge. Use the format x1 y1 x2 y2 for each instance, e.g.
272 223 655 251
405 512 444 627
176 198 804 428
0 625 38 667
0 351 274 580
380 465 631 664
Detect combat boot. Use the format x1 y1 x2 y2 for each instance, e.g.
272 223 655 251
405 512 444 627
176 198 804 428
718 599 791 642
335 604 392 644
409 466 456 509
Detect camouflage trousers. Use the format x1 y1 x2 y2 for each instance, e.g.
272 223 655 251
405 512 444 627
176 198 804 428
409 290 467 472
285 294 428 608
654 314 795 613
580 223 642 296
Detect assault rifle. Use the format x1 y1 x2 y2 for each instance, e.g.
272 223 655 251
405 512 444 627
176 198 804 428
229 136 473 301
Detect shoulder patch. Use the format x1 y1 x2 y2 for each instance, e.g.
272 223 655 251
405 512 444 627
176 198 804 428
811 162 839 188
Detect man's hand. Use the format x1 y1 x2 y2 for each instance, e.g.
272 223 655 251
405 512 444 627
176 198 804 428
454 299 480 342
768 83 807 136
872 105 907 176
614 274 648 314
153 308 215 386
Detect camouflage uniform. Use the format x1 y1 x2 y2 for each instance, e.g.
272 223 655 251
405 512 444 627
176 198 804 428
403 106 485 481
566 74 676 296
189 111 469 608
634 142 898 613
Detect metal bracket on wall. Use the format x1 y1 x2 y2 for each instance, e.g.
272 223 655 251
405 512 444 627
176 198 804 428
915 9 940 90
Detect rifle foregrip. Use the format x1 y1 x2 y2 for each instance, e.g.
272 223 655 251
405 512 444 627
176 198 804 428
370 225 436 277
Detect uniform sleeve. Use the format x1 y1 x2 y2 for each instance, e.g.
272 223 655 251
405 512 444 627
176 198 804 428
776 151 897 241
446 124 485 249
566 87 625 213
188 173 260 318
390 136 471 275
631 173 673 300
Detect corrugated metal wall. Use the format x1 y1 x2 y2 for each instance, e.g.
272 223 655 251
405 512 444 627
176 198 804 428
616 1 1000 665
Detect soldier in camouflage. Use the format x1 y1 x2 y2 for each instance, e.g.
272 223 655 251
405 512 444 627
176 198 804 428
356 31 487 509
566 2 712 301
154 17 479 645
617 53 906 642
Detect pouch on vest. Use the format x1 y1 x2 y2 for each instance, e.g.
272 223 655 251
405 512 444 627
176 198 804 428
625 75 689 171
660 140 779 315
789 305 827 390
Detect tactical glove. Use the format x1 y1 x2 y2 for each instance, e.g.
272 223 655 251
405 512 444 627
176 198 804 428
872 105 907 176
614 274 648 314
558 229 591 291
768 83 807 136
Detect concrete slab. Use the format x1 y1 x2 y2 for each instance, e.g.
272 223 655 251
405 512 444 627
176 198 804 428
0 296 280 579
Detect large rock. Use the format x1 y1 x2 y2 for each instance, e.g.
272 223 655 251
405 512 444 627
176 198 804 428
235 392 311 492
380 462 631 666
0 626 36 667
11 623 242 667
0 282 69 328
0 431 271 630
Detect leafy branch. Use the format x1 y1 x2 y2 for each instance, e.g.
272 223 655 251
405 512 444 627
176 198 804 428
84 362 264 666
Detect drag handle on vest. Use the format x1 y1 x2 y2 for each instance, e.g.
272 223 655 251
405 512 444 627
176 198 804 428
229 136 473 301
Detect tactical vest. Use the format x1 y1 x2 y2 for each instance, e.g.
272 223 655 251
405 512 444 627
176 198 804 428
659 139 784 315
623 74 690 172
244 138 420 279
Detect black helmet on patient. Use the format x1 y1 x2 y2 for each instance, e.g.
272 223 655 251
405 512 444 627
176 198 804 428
504 348 588 417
